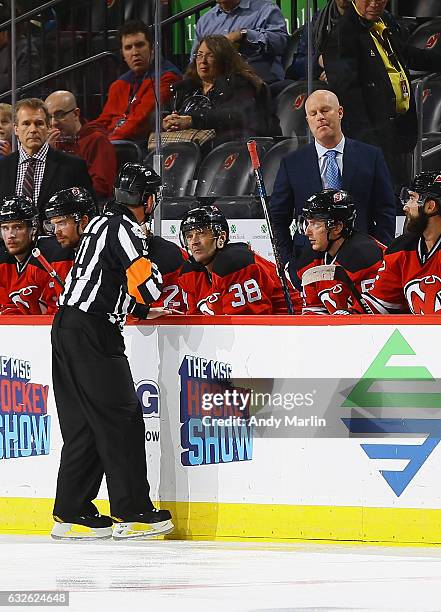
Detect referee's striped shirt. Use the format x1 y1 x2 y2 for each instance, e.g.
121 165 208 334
59 203 162 326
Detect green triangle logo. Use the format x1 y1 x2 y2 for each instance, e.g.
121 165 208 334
342 329 441 408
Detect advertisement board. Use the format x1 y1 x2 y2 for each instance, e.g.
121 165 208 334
1 317 441 543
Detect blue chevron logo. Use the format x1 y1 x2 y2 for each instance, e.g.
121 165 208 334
341 330 441 496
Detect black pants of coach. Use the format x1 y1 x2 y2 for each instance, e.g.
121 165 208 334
51 306 152 519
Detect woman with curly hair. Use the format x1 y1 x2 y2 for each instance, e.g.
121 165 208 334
162 35 279 144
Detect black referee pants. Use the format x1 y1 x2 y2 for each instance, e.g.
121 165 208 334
51 306 153 518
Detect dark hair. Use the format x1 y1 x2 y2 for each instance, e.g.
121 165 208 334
118 19 152 47
186 35 263 90
14 98 50 125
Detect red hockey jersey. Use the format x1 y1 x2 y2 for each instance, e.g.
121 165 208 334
36 236 75 301
0 250 60 315
147 235 187 312
362 233 441 315
296 231 385 314
179 242 301 315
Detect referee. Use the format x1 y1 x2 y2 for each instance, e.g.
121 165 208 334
51 163 174 540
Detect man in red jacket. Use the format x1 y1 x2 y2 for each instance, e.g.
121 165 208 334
89 20 181 142
45 90 117 199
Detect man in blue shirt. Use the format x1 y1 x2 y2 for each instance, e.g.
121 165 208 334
191 0 289 83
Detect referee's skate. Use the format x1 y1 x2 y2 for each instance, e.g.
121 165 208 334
51 513 113 540
112 508 174 539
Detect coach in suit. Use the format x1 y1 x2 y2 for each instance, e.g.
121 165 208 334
270 90 395 270
0 98 94 224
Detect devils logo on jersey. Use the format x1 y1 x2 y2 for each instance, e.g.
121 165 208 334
10 286 39 310
197 292 220 315
404 275 441 314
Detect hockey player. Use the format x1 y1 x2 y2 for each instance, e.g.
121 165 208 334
296 189 385 314
359 171 441 315
0 196 59 315
39 186 97 298
105 163 187 312
179 205 301 315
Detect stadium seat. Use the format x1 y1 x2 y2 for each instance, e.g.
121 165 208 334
420 76 441 133
261 139 299 196
144 142 201 197
399 0 440 18
161 197 196 220
111 140 142 170
275 80 329 141
194 140 270 198
407 18 441 77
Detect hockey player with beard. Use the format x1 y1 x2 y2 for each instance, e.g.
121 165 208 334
295 189 385 314
178 205 301 315
40 186 97 299
0 196 59 315
358 171 441 315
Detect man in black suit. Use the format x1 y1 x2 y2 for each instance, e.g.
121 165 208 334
270 89 395 278
322 0 441 188
0 98 94 225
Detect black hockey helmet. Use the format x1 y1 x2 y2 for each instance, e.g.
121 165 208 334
114 162 161 207
179 205 230 249
0 195 38 230
44 187 96 223
299 189 356 238
411 171 441 200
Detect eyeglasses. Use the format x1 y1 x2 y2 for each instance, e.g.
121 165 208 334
49 108 76 121
195 52 215 62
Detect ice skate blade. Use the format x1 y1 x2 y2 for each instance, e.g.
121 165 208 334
51 522 113 540
112 519 174 540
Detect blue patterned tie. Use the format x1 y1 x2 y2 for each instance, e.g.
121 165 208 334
324 150 342 189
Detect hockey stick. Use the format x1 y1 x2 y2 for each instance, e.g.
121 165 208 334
32 248 65 289
301 264 374 315
247 140 294 315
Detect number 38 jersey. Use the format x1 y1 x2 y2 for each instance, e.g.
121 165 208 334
178 242 301 315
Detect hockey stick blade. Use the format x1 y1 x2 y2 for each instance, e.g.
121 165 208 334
301 264 373 315
301 264 341 286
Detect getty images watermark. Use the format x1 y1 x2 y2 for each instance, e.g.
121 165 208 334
200 387 327 432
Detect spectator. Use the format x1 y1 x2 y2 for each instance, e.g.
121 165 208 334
288 0 350 80
0 102 12 157
89 19 181 142
162 35 279 146
191 0 289 84
178 205 301 315
0 3 39 97
45 90 117 200
0 98 94 224
354 171 441 315
296 189 385 314
0 195 58 314
322 0 441 188
270 89 395 280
